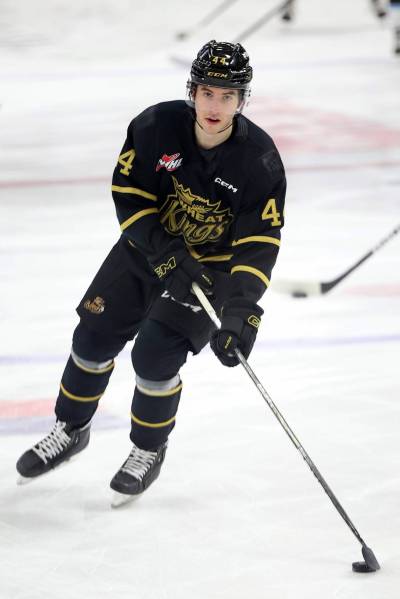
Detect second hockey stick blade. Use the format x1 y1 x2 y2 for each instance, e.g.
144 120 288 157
272 223 400 298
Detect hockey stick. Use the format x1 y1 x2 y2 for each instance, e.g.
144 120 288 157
234 0 293 43
371 0 387 19
272 223 400 298
176 0 240 40
192 281 380 573
281 0 295 22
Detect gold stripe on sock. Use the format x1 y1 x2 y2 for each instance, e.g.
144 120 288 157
60 383 103 402
130 412 176 428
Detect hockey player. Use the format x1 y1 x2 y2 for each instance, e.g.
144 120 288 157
16 41 286 504
390 0 400 53
282 1 388 21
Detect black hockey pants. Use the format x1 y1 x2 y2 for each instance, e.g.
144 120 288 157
54 236 230 449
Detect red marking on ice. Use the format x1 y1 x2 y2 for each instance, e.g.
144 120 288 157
0 176 108 190
247 98 400 154
0 399 108 419
0 399 54 418
287 160 400 172
1 98 400 191
2 158 399 192
343 284 400 296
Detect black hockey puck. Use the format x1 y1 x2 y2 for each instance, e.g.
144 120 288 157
352 561 376 573
292 291 308 298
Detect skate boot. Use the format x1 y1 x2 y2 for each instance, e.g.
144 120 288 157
110 441 168 507
16 420 91 483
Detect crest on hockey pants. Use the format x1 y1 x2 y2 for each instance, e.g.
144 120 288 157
83 296 105 314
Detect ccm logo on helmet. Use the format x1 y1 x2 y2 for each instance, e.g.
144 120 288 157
215 177 238 193
206 71 229 79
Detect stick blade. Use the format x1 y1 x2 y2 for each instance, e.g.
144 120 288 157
362 545 381 571
175 31 189 40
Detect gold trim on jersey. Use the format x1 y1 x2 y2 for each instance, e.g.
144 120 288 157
188 246 203 259
187 245 232 262
130 412 176 428
60 383 103 402
120 208 159 231
136 383 182 397
231 265 270 287
111 185 157 201
198 254 233 262
232 236 281 247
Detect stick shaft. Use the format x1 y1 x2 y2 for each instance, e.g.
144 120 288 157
234 350 365 545
234 0 292 42
272 222 400 297
192 282 367 547
321 223 400 293
196 0 239 28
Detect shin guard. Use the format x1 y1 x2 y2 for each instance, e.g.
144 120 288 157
130 376 182 450
55 353 114 426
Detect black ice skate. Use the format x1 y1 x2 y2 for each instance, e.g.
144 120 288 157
16 420 91 483
110 442 168 507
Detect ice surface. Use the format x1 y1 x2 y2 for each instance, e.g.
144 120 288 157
1 0 399 597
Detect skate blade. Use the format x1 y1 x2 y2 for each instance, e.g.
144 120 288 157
111 491 140 508
17 474 34 486
16 454 79 487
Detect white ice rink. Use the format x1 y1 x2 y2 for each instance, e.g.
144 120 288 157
1 0 399 597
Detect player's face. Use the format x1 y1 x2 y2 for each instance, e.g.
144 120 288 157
194 85 241 134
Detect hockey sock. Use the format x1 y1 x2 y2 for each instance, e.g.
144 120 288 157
130 375 182 450
55 352 115 426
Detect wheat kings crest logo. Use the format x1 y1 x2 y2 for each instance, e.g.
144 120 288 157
159 176 233 245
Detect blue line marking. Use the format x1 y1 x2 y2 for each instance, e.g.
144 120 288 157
0 334 399 367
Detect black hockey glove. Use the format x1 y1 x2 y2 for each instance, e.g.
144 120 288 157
210 298 264 367
149 240 213 303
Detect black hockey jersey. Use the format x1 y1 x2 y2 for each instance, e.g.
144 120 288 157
112 100 286 302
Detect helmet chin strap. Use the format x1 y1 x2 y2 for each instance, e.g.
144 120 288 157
195 119 233 134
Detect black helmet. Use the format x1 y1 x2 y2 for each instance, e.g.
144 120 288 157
190 40 252 90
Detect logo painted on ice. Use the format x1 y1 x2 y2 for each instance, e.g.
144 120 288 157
156 153 183 172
